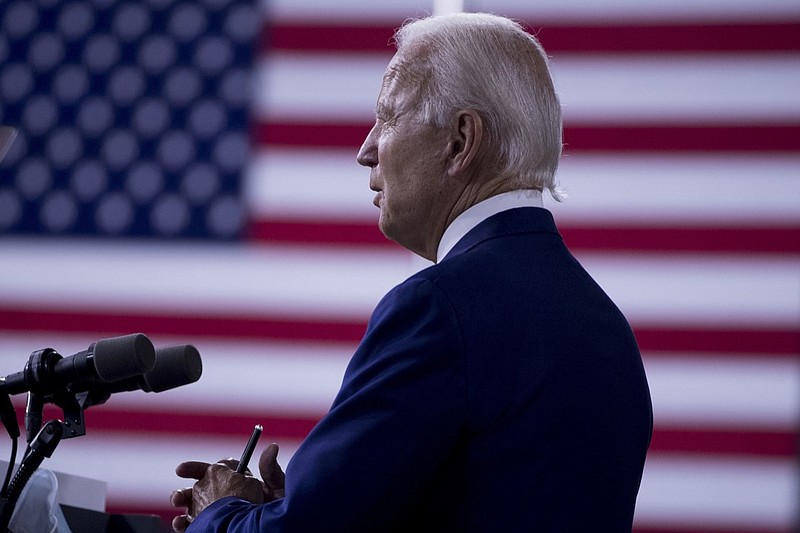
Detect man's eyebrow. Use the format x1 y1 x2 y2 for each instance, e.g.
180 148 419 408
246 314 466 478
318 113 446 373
374 101 389 116
383 65 401 84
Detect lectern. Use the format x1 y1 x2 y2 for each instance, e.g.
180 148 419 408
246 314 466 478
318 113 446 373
0 461 166 533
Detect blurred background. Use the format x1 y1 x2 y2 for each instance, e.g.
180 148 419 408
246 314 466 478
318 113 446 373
1 0 798 531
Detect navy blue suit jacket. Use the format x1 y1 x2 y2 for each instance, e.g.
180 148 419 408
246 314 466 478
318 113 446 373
189 207 653 532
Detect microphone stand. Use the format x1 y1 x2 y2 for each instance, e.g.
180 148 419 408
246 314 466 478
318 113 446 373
0 393 19 481
0 420 63 532
0 338 199 531
0 350 111 532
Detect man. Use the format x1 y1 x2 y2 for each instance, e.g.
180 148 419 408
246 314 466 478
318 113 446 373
171 12 652 532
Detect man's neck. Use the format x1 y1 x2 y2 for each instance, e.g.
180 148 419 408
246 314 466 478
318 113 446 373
435 189 544 263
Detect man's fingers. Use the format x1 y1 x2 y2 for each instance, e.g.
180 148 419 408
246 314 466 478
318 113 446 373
172 514 191 532
259 443 286 492
170 487 192 507
217 457 240 471
175 460 212 480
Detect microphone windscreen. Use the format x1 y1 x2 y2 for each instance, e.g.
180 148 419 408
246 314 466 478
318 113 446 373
143 344 202 392
92 333 156 382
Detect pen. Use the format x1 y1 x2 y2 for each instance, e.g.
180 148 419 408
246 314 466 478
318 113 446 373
236 424 263 474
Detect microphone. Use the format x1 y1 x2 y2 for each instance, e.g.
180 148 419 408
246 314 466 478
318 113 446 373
0 333 156 396
65 344 202 411
103 344 203 395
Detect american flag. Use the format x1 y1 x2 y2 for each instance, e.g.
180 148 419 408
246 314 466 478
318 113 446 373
1 0 798 531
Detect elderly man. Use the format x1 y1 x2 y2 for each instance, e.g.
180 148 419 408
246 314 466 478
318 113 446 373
172 12 652 532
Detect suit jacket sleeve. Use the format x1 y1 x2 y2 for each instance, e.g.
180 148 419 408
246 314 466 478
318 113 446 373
188 275 467 532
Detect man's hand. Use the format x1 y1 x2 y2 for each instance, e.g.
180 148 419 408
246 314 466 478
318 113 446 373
260 442 286 501
170 444 286 532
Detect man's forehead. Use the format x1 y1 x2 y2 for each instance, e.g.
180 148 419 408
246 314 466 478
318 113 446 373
380 53 404 89
376 58 403 104
375 45 431 114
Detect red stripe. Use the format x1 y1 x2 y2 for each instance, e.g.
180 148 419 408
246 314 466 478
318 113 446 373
650 427 797 457
103 506 174 530
0 306 368 343
634 327 800 355
263 22 800 53
248 218 391 248
249 218 800 255
252 121 800 152
534 22 800 53
633 527 795 533
564 125 800 152
22 405 797 458
29 405 320 440
106 503 798 533
559 225 800 254
264 23 397 53
1 307 797 355
109 504 798 533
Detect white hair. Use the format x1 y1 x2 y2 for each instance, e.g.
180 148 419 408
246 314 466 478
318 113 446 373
394 13 564 200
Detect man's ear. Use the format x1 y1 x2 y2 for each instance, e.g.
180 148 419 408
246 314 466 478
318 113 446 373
445 109 484 179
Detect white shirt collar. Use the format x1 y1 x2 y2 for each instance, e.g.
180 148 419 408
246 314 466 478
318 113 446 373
436 189 544 263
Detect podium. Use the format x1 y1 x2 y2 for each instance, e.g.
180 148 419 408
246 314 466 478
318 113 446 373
0 461 167 533
59 505 166 533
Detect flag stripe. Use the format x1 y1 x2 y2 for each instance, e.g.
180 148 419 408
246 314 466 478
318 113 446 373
265 22 800 53
633 328 799 356
4 243 797 327
1 308 797 356
248 150 800 226
15 406 796 458
556 225 800 254
100 445 800 533
633 523 795 533
265 0 800 24
32 434 800 533
256 53 800 124
636 455 798 530
108 505 798 533
4 333 794 433
252 122 800 152
249 218 800 254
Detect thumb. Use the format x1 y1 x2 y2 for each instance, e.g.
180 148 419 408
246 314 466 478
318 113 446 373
259 443 286 498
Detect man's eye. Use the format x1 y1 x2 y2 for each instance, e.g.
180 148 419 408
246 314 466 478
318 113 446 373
375 118 393 134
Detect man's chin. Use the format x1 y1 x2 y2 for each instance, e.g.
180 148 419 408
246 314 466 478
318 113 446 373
377 216 406 248
377 216 393 242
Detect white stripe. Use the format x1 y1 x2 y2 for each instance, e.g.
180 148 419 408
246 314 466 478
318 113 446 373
254 53 800 123
264 0 434 23
552 54 800 124
0 431 302 509
0 333 352 416
0 239 416 319
247 149 800 225
1 338 797 432
0 243 797 327
1 334 795 524
578 253 800 328
644 355 800 429
433 0 464 16
635 455 799 528
264 0 800 23
551 154 800 226
253 53 385 122
0 433 796 527
245 149 375 221
472 0 800 23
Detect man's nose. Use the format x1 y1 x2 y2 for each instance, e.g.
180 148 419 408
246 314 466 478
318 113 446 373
356 123 378 168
